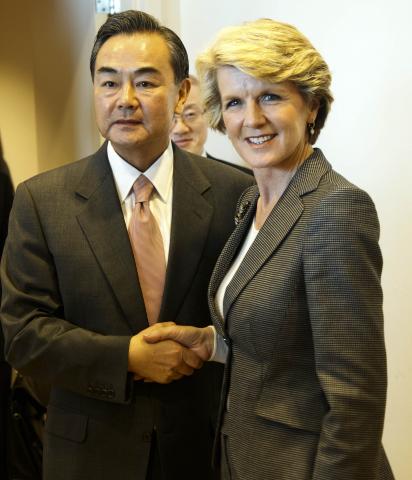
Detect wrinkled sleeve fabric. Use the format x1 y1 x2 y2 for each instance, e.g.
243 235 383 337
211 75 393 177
1 182 132 404
303 186 387 479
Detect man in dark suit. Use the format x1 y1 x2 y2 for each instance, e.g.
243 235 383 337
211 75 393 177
170 75 251 175
0 11 252 480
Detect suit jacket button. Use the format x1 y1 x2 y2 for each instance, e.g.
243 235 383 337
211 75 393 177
223 336 231 347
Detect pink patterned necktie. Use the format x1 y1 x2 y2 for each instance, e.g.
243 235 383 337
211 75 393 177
128 175 166 325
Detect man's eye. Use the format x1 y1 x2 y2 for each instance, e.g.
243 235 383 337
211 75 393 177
102 81 116 88
136 81 154 88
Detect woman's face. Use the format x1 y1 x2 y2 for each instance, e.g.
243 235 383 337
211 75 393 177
217 66 317 171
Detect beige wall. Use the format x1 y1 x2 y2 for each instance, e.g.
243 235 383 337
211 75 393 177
0 0 99 187
0 1 38 186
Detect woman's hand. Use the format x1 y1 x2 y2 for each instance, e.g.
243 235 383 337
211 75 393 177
144 325 215 362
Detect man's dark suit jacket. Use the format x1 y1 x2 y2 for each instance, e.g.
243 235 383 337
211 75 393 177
0 158 13 480
0 143 252 480
209 149 394 480
206 153 252 176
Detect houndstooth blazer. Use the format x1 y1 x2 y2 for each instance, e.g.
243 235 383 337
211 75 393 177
208 149 394 480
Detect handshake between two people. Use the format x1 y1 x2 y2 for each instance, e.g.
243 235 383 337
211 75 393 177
127 322 214 384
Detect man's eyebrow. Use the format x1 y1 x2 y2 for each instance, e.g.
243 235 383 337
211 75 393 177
96 66 118 75
134 67 162 76
183 102 198 109
95 66 162 76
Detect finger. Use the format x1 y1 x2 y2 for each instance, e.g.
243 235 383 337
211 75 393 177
154 321 176 328
145 322 176 335
182 348 204 370
173 362 195 377
143 326 180 344
158 371 185 384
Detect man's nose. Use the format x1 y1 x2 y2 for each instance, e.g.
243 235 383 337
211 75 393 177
118 82 138 109
171 116 190 135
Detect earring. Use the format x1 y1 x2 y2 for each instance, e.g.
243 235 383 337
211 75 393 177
308 123 315 136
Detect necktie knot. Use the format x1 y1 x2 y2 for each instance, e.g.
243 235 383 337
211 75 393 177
133 175 154 204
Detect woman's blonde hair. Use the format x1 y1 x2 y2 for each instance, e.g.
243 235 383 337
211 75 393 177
196 18 333 144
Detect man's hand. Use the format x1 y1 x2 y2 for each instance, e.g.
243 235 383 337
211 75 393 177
128 323 204 384
143 325 214 362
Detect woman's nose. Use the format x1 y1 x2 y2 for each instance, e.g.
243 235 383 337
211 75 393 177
243 102 265 128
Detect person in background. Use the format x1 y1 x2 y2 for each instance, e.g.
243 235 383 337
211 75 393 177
171 74 251 174
0 11 252 480
145 18 395 480
0 135 13 259
0 134 14 480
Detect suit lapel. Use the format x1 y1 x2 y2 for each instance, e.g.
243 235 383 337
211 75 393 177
158 147 213 324
75 144 147 333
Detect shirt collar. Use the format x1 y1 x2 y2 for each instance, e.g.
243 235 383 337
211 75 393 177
107 141 173 204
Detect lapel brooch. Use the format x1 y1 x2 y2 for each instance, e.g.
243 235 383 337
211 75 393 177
234 200 251 226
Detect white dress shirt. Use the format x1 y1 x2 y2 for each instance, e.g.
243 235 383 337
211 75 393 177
107 141 174 263
210 220 259 363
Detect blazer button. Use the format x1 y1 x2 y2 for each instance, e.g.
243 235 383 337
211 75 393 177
223 336 231 347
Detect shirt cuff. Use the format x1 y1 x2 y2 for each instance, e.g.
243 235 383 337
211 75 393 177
208 326 228 364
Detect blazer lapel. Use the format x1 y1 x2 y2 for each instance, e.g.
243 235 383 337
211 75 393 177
218 149 332 321
208 187 258 337
222 188 304 318
158 147 213 324
75 144 147 333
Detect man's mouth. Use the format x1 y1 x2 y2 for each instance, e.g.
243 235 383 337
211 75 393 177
114 119 141 125
174 138 192 146
246 134 276 145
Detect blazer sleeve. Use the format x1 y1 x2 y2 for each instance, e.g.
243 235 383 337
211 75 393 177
303 187 387 479
0 182 132 404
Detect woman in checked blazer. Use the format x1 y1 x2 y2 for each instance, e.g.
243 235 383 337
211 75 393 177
146 18 395 480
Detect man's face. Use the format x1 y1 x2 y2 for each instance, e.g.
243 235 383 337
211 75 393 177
93 32 189 169
170 83 208 156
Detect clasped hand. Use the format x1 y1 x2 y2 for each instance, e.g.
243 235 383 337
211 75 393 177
128 322 213 384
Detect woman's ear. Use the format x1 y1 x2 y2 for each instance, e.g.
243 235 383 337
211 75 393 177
307 97 320 124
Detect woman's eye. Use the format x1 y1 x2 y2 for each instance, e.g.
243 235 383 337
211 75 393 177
225 98 240 109
261 93 281 102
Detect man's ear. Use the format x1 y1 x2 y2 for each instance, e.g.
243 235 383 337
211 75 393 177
175 78 191 114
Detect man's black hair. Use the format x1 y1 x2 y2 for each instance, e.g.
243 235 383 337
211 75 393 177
90 10 189 83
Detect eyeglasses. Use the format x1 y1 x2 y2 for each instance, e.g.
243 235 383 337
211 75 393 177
172 109 204 126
